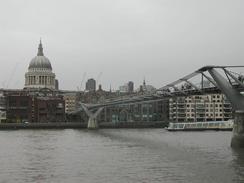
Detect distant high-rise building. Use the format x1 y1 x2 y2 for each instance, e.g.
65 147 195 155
119 84 128 93
86 78 96 91
119 81 134 93
128 81 134 93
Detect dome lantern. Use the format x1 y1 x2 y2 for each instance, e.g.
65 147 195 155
37 39 44 56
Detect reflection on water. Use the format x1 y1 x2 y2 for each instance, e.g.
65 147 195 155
231 149 244 182
0 129 243 183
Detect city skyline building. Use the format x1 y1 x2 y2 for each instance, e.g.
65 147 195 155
119 84 128 93
137 79 156 94
128 81 134 93
119 81 134 93
85 78 96 91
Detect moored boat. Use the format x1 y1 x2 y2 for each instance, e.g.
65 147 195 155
167 120 233 131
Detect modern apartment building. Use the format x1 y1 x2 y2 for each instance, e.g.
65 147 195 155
169 94 232 122
0 92 6 123
63 93 78 113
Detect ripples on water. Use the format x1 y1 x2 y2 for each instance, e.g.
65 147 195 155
0 129 243 183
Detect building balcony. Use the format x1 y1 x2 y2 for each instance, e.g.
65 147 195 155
9 107 28 110
196 110 205 113
178 115 186 118
224 109 232 113
177 106 186 109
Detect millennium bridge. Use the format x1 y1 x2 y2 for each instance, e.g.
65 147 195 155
74 65 244 148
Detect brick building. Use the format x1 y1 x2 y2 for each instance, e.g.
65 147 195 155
6 95 32 123
34 96 65 122
5 90 65 123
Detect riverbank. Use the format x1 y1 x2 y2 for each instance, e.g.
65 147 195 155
0 121 168 129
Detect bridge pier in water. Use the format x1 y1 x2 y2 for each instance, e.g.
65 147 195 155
231 111 244 148
205 66 244 148
80 103 104 129
87 117 99 129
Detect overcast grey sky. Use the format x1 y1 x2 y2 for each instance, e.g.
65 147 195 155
0 0 243 90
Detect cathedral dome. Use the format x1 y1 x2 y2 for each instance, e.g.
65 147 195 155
29 56 52 70
28 40 52 70
25 40 56 90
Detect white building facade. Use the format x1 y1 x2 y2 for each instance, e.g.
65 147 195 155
169 94 232 122
0 92 6 123
63 93 78 113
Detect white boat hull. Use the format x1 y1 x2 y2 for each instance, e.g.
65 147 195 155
167 120 233 131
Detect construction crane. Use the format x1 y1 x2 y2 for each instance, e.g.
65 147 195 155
6 63 19 89
96 72 103 89
77 72 86 91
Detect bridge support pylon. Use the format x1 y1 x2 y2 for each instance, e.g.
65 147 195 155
206 67 244 148
231 111 244 148
80 103 104 130
87 117 99 129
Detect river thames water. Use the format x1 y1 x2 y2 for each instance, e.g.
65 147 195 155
0 129 244 183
